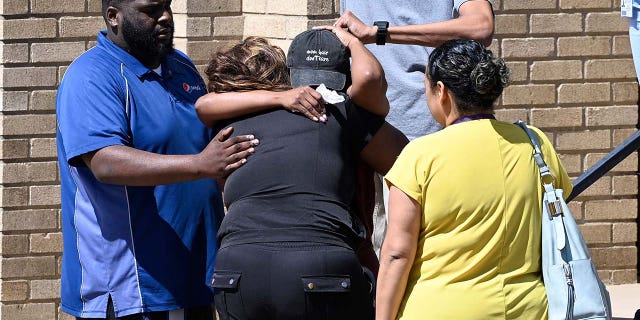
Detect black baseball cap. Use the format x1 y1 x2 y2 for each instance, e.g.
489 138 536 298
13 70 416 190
287 29 351 91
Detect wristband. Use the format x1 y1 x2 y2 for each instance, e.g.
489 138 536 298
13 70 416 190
373 21 389 45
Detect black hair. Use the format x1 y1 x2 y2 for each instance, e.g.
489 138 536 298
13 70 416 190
427 39 509 114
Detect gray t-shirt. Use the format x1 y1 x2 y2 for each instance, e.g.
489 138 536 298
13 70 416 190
340 0 491 140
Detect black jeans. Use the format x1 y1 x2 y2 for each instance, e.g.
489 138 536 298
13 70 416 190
76 297 213 320
212 242 374 320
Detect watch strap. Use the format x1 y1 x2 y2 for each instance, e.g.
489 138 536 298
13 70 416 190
373 21 389 45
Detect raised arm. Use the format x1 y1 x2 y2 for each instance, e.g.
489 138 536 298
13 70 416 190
195 87 326 127
335 0 494 47
320 25 389 116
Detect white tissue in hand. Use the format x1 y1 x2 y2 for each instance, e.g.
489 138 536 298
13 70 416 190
316 84 345 104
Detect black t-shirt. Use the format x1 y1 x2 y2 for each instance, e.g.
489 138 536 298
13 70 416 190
216 95 384 247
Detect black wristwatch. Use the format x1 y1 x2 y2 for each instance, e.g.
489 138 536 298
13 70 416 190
373 21 389 45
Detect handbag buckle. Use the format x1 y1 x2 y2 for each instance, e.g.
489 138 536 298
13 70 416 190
547 199 563 218
545 186 564 218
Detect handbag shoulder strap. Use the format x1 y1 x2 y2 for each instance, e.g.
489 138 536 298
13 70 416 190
514 120 554 183
515 120 564 219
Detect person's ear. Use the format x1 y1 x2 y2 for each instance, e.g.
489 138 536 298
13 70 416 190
436 81 449 108
106 6 120 29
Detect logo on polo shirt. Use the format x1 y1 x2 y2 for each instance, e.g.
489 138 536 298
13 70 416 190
183 83 203 93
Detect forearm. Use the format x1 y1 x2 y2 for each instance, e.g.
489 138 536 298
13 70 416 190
196 91 283 126
83 145 207 186
346 41 389 116
362 1 494 47
387 17 493 47
82 128 256 186
376 249 414 320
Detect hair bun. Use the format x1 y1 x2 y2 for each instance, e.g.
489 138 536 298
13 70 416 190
470 57 509 95
427 39 510 112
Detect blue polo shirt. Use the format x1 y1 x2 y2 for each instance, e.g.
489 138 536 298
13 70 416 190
56 31 223 318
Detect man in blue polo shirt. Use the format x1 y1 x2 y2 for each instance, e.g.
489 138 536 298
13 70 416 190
56 0 258 319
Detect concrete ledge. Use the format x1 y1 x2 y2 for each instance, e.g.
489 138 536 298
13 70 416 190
608 283 640 319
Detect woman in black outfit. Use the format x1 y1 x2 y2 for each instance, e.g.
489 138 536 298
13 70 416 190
195 30 407 320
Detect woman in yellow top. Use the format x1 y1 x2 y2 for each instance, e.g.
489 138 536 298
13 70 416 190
376 39 573 320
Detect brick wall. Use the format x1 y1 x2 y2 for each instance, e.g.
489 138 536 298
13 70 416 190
0 0 637 319
241 0 338 54
0 0 104 318
489 0 639 284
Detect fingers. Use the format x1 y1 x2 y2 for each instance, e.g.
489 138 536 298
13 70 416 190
333 10 352 28
223 159 246 174
289 87 326 122
227 142 256 162
223 147 256 173
223 134 258 149
301 87 325 117
306 87 324 109
313 25 353 47
215 126 234 142
297 102 321 122
219 137 259 177
308 86 323 101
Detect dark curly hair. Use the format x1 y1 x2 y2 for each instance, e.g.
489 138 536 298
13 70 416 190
427 39 509 115
204 36 292 93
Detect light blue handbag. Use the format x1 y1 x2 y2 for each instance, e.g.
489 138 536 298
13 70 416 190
516 121 612 320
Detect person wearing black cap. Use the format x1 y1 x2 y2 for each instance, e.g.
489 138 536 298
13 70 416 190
195 30 407 320
195 26 389 122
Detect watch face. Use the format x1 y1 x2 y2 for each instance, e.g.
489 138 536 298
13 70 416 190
374 21 389 29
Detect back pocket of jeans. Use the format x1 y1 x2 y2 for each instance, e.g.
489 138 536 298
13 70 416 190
211 271 242 320
301 275 351 319
211 271 241 289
